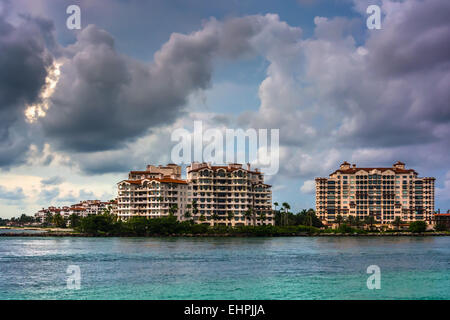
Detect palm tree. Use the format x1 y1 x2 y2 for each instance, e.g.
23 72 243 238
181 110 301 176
273 202 280 225
259 212 267 225
306 208 315 227
273 202 279 211
354 216 362 229
211 213 219 226
282 202 290 226
184 210 192 219
191 200 199 216
335 214 343 227
44 211 53 226
244 208 253 225
393 217 403 230
169 204 178 217
347 215 356 227
364 215 376 231
227 212 235 224
52 213 65 228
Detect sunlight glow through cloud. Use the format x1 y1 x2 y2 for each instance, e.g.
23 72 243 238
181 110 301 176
25 61 62 123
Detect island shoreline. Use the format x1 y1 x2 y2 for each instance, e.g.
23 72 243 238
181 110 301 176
1 232 449 237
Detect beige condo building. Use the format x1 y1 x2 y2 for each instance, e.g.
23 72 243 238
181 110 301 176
315 161 435 225
187 162 273 226
116 162 273 226
116 164 190 220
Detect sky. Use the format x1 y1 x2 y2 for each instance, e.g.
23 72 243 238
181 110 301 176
0 0 449 218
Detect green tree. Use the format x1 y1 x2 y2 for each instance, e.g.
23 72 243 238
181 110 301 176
128 216 149 236
44 211 53 226
409 221 427 233
184 209 192 219
354 216 363 229
259 212 267 225
282 202 290 226
347 215 356 227
169 204 178 217
79 213 117 235
52 213 66 228
185 203 192 220
306 208 315 227
17 214 34 225
393 217 403 230
192 200 199 216
227 211 235 223
68 214 81 228
364 215 376 231
335 214 343 227
211 213 219 226
244 208 253 225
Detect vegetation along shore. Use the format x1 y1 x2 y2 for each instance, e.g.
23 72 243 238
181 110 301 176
1 212 449 237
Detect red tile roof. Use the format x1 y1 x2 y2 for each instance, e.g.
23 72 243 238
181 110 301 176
129 171 155 174
188 165 261 174
120 178 188 185
331 167 418 175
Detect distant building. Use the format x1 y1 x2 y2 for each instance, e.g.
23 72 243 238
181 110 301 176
116 163 273 226
434 210 450 229
34 200 117 223
315 161 435 225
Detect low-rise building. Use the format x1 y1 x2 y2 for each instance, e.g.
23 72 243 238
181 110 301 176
34 200 117 222
434 210 450 229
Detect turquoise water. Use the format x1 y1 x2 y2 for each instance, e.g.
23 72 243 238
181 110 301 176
0 237 449 300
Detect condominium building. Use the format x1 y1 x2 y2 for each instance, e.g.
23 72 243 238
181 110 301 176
117 163 189 220
187 162 273 226
116 162 273 226
116 176 190 220
315 161 435 225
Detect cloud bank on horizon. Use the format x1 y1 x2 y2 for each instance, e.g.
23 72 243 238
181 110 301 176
0 0 449 217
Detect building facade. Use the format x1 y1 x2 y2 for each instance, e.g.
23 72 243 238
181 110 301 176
315 161 435 225
116 177 190 220
116 162 273 226
187 162 273 226
434 211 450 229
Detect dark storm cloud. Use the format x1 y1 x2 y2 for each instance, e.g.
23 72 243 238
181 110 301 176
0 8 54 167
41 24 213 151
295 0 450 151
40 18 267 152
367 0 450 77
347 0 450 144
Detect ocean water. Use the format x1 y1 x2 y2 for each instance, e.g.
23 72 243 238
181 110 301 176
0 236 449 300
